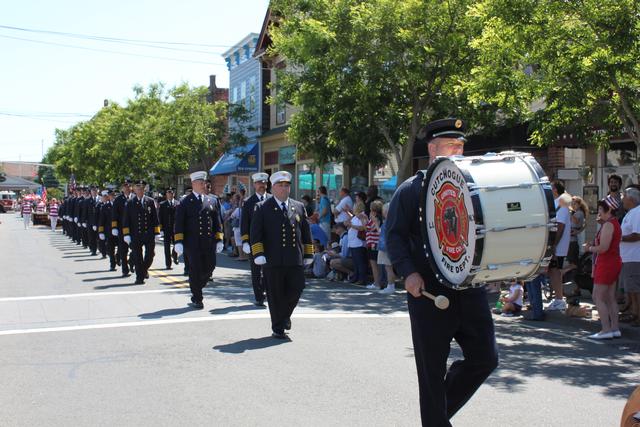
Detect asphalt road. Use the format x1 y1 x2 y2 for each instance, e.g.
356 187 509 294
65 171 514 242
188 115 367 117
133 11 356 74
0 212 638 426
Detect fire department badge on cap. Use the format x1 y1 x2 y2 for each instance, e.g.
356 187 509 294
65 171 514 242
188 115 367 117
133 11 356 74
252 172 269 183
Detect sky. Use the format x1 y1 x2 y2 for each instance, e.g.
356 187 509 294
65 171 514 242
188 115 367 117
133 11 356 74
0 0 270 162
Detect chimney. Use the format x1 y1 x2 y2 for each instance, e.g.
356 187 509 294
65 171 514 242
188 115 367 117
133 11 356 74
209 75 217 91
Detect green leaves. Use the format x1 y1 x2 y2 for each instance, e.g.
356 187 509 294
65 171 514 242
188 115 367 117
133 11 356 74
46 83 228 186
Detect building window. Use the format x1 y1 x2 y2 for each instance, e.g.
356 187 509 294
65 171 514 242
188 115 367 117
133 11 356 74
240 81 246 101
264 150 279 166
297 163 316 200
249 77 257 112
232 87 238 103
276 102 286 125
606 142 637 167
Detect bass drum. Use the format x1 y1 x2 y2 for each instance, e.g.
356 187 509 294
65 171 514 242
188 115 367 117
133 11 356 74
419 151 556 289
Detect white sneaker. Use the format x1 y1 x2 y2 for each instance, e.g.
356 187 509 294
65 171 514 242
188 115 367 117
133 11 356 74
366 283 378 290
612 330 622 338
546 299 567 311
501 312 514 317
379 285 395 294
588 331 614 340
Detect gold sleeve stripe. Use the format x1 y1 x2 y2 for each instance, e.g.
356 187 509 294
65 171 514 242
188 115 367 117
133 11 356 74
216 232 224 240
251 243 264 255
98 226 104 232
304 244 314 255
241 234 249 241
111 221 118 227
175 233 184 241
123 227 130 235
154 226 161 234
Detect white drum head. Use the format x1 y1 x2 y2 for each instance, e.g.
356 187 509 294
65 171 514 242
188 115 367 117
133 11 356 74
421 158 477 288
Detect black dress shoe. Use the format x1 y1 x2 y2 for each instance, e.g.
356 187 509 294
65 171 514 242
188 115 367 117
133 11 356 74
189 301 204 310
122 272 131 278
145 272 149 279
109 267 117 271
134 279 144 285
285 319 291 330
101 255 106 259
271 331 287 339
166 266 172 270
254 300 266 307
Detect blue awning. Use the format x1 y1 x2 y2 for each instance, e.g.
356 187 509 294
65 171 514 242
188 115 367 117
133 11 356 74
381 176 397 191
209 142 260 176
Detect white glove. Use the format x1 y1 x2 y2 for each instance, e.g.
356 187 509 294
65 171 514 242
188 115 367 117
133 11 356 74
304 258 313 266
92 226 97 231
254 256 266 265
74 217 78 223
242 242 251 254
124 235 131 245
159 231 164 238
99 233 105 240
82 222 87 228
175 243 184 255
216 242 224 253
112 229 119 236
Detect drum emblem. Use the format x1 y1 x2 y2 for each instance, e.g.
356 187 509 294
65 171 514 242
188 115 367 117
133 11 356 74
434 182 469 263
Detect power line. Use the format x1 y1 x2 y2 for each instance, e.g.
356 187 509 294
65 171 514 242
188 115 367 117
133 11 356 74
0 34 229 66
0 24 238 49
0 112 81 124
0 109 95 118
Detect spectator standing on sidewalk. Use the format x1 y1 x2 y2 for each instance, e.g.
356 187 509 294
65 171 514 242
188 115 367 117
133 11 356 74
620 187 640 327
584 196 622 339
333 187 353 226
547 185 572 311
365 200 383 290
567 196 588 270
316 186 332 240
345 201 368 285
378 202 397 294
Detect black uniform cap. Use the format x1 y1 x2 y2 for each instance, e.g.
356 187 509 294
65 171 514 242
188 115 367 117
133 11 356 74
122 178 132 185
417 118 467 144
165 187 175 193
134 179 147 186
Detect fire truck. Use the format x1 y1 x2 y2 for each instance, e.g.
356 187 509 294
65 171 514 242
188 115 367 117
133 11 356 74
0 191 17 212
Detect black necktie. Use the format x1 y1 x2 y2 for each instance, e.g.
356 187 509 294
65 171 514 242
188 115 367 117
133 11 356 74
198 195 202 202
260 195 263 202
281 202 287 215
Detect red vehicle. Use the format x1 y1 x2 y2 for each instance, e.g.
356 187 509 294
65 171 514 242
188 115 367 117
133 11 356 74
0 191 17 212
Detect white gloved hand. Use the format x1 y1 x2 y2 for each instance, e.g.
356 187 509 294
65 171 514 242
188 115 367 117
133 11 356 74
254 256 266 265
124 235 131 245
74 217 78 223
159 231 164 239
99 233 105 240
92 226 97 231
242 242 251 255
216 241 224 253
82 222 87 228
175 243 184 255
304 258 314 266
112 229 119 237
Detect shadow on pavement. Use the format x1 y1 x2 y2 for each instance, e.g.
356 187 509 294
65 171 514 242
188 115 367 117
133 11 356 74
209 304 264 315
75 270 112 275
94 282 141 290
62 254 95 258
74 258 101 262
485 323 640 399
212 336 290 353
83 276 123 283
138 306 194 319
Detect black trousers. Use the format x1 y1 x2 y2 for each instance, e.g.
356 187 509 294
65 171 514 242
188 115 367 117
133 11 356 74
163 233 177 268
263 266 305 333
105 236 117 268
73 223 81 243
131 237 155 282
81 225 89 248
185 246 215 303
117 236 130 275
407 284 499 427
250 255 266 303
88 227 98 254
98 236 106 257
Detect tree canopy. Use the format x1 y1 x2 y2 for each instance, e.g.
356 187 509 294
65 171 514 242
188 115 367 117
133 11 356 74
45 83 234 187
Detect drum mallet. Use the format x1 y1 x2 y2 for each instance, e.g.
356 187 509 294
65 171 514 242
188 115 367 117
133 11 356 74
421 290 450 310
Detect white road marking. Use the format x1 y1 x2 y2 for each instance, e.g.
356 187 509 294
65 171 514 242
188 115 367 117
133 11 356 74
0 312 410 336
0 288 188 302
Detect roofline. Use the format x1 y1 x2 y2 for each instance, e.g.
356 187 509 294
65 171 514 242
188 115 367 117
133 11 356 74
254 7 272 58
221 32 260 59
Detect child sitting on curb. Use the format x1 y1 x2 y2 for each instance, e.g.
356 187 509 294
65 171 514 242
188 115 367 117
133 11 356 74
499 280 524 317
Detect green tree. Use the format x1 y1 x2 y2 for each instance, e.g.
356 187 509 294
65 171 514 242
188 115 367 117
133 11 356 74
45 83 229 186
466 0 640 148
270 0 482 181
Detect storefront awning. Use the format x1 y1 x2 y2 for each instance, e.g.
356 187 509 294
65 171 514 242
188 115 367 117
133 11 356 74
209 142 260 176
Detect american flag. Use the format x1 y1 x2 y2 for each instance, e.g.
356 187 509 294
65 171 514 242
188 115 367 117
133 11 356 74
69 174 76 193
41 181 47 205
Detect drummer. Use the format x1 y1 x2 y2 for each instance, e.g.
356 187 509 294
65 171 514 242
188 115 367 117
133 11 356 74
386 118 498 426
